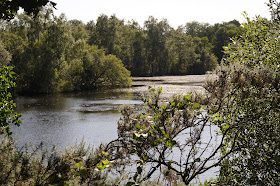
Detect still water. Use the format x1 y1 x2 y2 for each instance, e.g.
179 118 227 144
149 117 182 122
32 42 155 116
12 75 209 150
13 90 143 150
11 75 218 182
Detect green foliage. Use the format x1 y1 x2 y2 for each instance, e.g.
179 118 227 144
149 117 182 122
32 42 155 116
0 133 125 185
0 41 11 67
185 20 244 63
203 2 280 184
104 88 234 185
223 13 280 69
88 15 221 76
0 66 21 135
0 0 56 20
0 8 131 93
205 63 280 185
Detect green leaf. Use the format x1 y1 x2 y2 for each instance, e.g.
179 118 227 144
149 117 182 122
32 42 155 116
102 151 108 155
165 140 174 147
150 88 156 92
133 173 138 181
130 149 136 153
193 103 200 109
140 113 146 119
135 124 141 130
183 94 191 100
75 161 83 167
96 159 110 169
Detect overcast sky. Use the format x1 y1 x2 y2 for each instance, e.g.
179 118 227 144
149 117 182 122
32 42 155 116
53 0 271 27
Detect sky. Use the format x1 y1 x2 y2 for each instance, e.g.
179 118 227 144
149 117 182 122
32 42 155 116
53 0 271 28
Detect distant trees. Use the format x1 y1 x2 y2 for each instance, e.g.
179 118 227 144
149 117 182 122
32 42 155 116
88 15 243 76
0 6 244 93
185 20 244 62
0 9 131 93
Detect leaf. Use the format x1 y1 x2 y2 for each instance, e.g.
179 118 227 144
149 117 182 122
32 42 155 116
133 173 138 181
193 103 200 109
183 94 191 100
130 149 136 153
140 113 146 119
135 124 141 130
165 140 174 147
165 170 170 176
150 88 156 92
102 151 108 155
75 161 83 167
96 159 110 169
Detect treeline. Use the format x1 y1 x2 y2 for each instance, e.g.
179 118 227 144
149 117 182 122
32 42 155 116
0 9 131 94
87 15 244 76
0 7 243 93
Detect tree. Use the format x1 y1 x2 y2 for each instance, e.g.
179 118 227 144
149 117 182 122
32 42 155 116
0 41 11 67
204 3 280 184
0 0 56 20
102 87 238 185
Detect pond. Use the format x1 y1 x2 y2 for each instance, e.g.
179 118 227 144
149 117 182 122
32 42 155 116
11 75 218 182
13 91 142 150
12 75 211 150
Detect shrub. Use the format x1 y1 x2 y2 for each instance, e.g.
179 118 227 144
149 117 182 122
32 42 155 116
0 132 123 185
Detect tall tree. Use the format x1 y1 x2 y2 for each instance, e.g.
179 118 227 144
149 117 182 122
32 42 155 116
0 0 56 20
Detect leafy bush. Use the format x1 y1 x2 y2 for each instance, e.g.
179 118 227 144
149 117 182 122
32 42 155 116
203 1 280 184
204 63 280 185
0 66 21 135
103 87 236 185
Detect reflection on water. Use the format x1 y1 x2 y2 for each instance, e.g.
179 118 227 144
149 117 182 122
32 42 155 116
11 75 209 150
12 91 142 150
10 75 218 182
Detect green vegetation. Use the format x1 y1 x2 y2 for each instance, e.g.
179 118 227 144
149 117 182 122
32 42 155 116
210 7 280 185
0 66 21 135
0 9 131 93
0 5 244 93
1 0 280 185
0 0 56 20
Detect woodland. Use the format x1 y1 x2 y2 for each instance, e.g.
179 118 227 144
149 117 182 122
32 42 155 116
1 4 243 93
